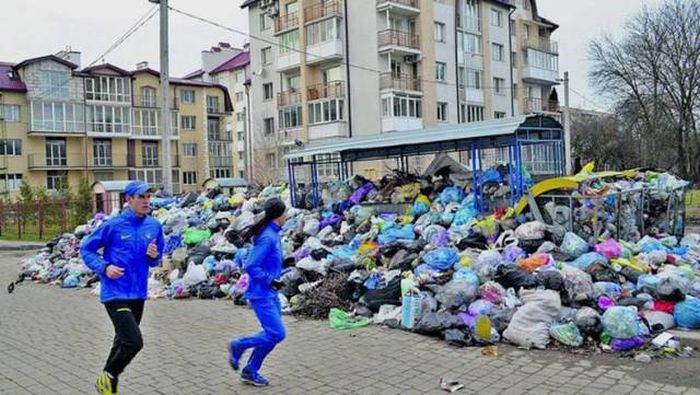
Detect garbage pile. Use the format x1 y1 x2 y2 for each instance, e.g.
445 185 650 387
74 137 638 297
13 169 700 358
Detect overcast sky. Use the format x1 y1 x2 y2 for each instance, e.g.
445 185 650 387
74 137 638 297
1 0 665 110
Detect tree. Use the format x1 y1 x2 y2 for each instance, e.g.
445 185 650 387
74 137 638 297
588 0 700 181
18 180 34 203
71 177 93 228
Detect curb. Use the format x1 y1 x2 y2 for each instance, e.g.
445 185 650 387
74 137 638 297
668 329 700 350
0 244 45 252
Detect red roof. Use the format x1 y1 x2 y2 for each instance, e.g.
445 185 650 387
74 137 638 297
0 62 27 92
210 50 250 75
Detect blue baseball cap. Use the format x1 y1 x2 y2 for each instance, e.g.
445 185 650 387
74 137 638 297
124 180 155 197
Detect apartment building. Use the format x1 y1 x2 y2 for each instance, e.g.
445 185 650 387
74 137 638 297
0 50 234 199
241 0 560 182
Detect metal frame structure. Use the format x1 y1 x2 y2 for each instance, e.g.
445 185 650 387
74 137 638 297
284 115 565 209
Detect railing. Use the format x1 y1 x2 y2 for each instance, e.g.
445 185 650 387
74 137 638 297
135 154 180 168
279 128 302 144
307 81 345 101
522 36 559 54
132 95 179 109
210 156 234 168
275 12 299 33
277 89 302 107
378 29 420 50
28 154 86 169
376 0 419 9
91 156 128 168
304 0 342 23
524 97 560 113
379 73 421 92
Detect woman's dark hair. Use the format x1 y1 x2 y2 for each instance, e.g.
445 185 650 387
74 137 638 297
240 197 286 243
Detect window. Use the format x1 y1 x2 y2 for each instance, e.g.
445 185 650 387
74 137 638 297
0 139 21 156
94 172 113 182
0 174 22 192
238 152 244 160
45 138 66 166
261 47 272 65
381 94 422 118
494 111 506 119
184 143 197 157
510 19 516 35
435 62 447 82
93 139 112 166
266 153 276 168
279 106 302 129
306 18 341 46
461 32 482 54
39 70 69 98
493 78 505 95
464 0 480 32
211 168 232 178
437 102 448 121
207 119 220 140
237 131 245 141
31 101 86 132
260 13 271 30
46 171 67 191
236 112 246 122
322 66 342 84
142 142 159 166
86 105 131 134
512 51 517 67
513 83 518 99
180 89 195 104
206 96 220 113
263 83 274 101
279 30 300 55
133 109 159 136
490 8 503 27
181 115 196 129
264 118 274 135
466 69 482 89
524 48 559 71
492 43 504 61
1 105 20 122
140 87 157 107
467 105 484 122
239 170 245 178
85 76 130 102
183 171 197 185
235 92 244 102
458 66 465 87
308 99 344 124
434 22 445 42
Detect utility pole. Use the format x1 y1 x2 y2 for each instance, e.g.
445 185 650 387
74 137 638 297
150 0 172 193
563 71 572 175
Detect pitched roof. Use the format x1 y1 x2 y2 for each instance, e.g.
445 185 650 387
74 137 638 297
183 68 205 80
241 0 260 8
81 63 131 76
210 50 250 74
13 54 78 71
0 62 27 92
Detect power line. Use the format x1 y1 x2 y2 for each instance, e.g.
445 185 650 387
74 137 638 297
569 87 609 112
168 5 525 92
88 5 159 67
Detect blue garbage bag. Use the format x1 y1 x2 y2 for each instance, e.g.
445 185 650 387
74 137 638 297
594 281 623 299
640 239 665 254
570 252 607 271
203 256 218 273
438 187 465 205
453 268 480 288
423 247 460 271
378 224 415 245
413 201 430 217
453 205 479 227
637 274 661 293
164 233 183 255
674 299 700 329
480 169 502 184
561 232 589 259
602 306 640 339
62 275 80 288
234 248 249 268
331 244 357 260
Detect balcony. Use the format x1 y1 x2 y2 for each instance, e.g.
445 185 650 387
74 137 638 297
378 29 421 55
306 36 344 65
522 36 559 54
376 0 420 15
521 64 559 85
207 104 227 116
307 81 345 101
28 154 86 170
132 95 178 109
275 12 299 34
210 156 234 168
237 141 246 152
309 122 347 141
128 154 180 168
277 89 302 107
278 128 302 146
91 156 128 169
381 117 423 133
277 50 301 72
458 86 484 103
304 0 342 24
523 97 560 114
379 73 422 93
132 110 180 139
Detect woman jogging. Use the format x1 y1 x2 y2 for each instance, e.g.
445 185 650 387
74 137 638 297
229 197 287 386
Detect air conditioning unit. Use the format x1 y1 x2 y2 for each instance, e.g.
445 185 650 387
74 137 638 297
266 4 279 17
259 0 276 8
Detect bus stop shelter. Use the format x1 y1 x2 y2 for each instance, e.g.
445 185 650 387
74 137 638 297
284 115 565 209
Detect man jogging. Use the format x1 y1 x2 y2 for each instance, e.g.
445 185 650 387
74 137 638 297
80 180 164 395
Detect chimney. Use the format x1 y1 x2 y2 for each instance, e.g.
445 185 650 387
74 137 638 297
201 42 243 73
136 61 149 70
55 46 82 68
219 42 231 48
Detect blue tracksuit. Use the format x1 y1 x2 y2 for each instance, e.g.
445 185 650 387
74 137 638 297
235 222 286 373
80 207 164 303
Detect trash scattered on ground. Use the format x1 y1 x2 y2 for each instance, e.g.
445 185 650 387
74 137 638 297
439 378 464 393
12 168 700 358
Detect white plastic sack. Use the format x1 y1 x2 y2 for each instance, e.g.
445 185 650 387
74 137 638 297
296 257 328 275
183 262 207 287
303 218 320 236
375 304 403 325
168 268 180 283
645 311 675 331
503 289 562 349
514 221 547 241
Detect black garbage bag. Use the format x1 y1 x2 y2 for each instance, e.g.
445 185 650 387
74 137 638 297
192 282 225 299
490 308 516 333
380 242 404 258
617 297 647 309
188 244 212 266
389 250 417 271
179 191 198 208
361 277 402 313
413 312 465 336
620 267 641 284
457 235 488 250
575 306 602 337
518 238 547 254
311 249 330 260
587 262 618 283
206 187 222 199
493 264 538 289
535 270 564 292
328 258 357 273
444 328 474 347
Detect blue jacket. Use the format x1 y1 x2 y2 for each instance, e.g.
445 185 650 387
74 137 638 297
80 207 164 303
244 222 283 300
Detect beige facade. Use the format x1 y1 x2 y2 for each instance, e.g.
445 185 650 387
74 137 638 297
0 52 234 200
